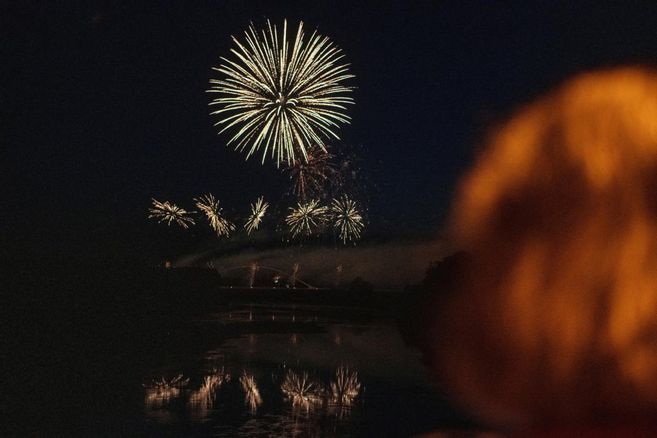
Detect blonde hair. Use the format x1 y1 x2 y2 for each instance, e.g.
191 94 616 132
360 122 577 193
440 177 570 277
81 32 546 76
440 67 657 427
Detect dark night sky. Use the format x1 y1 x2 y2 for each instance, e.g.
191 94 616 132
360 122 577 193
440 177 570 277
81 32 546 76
5 1 657 263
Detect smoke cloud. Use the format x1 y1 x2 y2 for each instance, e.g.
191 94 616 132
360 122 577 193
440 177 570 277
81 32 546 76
176 239 448 289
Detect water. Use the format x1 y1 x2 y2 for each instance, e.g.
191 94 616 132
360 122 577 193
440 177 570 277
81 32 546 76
137 303 467 436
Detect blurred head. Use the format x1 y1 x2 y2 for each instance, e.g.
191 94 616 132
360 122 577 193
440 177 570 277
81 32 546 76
438 67 657 428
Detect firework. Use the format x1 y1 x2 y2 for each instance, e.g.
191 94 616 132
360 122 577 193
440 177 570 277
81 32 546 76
244 196 269 235
280 370 323 409
188 376 220 412
240 371 262 414
285 145 335 201
329 366 361 406
148 199 195 229
194 193 235 237
330 195 363 243
143 374 190 408
188 369 229 415
285 199 328 237
208 20 355 166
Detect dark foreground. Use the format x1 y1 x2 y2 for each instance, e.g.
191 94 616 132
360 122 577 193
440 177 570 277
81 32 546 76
4 264 476 436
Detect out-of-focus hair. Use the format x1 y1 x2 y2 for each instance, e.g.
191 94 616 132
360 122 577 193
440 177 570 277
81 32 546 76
438 67 657 427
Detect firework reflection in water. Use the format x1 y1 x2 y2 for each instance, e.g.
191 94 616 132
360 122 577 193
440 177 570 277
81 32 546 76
240 371 262 414
143 374 190 409
188 368 230 417
280 370 324 411
330 366 361 406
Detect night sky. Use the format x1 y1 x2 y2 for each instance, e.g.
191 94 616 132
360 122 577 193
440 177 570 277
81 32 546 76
6 1 657 264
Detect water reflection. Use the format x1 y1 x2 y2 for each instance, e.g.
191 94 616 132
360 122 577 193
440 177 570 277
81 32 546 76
239 371 262 414
281 370 324 411
140 303 451 436
188 368 230 418
143 374 189 409
330 366 361 406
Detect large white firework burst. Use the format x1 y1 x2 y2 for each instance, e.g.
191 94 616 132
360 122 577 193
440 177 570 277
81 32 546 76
244 196 269 235
285 199 328 237
330 195 364 244
208 19 354 166
148 199 196 229
194 193 235 237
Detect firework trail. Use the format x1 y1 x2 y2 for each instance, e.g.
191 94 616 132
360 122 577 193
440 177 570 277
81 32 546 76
208 19 355 166
285 145 336 201
244 196 269 235
148 199 196 229
285 199 328 237
280 370 324 410
330 195 364 244
248 261 258 288
194 193 235 237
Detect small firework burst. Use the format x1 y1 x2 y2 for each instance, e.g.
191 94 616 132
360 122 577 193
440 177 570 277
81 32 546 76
284 145 336 201
239 371 262 414
148 199 196 229
280 370 324 409
208 19 354 166
285 199 328 237
329 366 361 406
194 193 235 237
244 196 269 235
330 195 364 244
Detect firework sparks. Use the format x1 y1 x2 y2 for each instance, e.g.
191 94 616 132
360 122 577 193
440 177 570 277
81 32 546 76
280 370 324 410
208 19 355 166
148 199 195 229
188 368 229 416
329 366 361 406
194 193 235 237
285 145 335 201
330 195 364 244
143 374 190 408
240 371 262 414
285 199 329 237
244 196 269 235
